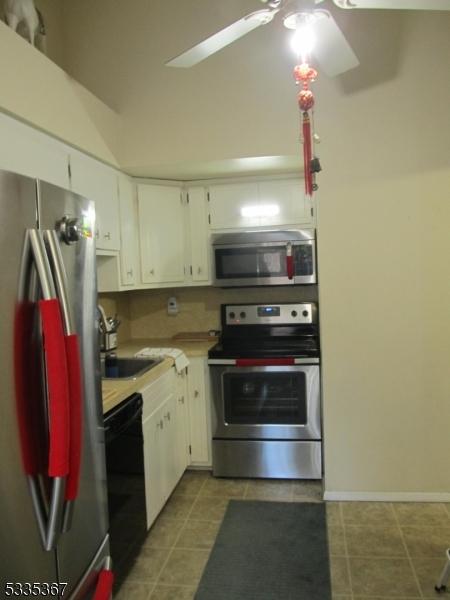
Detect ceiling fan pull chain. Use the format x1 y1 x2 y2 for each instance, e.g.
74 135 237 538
293 62 318 197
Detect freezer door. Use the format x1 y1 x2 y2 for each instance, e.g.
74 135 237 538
38 181 109 596
0 171 59 584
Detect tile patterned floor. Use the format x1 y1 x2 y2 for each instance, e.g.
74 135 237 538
114 471 450 600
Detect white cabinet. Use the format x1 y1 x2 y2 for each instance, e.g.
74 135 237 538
140 361 212 527
141 368 187 528
69 151 120 251
143 401 169 527
187 357 211 466
208 178 314 230
0 113 70 189
258 179 313 227
187 187 211 284
175 369 190 476
118 175 139 286
137 184 186 285
208 182 259 229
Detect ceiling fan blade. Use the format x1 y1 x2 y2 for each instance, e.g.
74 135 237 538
312 13 359 77
166 9 277 68
332 0 450 10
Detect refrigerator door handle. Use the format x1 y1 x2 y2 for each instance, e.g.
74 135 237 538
92 557 114 600
44 230 84 534
17 230 71 551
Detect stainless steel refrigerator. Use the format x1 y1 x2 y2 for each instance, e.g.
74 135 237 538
0 170 112 599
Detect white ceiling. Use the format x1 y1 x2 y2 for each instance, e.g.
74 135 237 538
59 1 449 179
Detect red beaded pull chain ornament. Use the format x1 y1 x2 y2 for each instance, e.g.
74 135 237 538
293 62 317 197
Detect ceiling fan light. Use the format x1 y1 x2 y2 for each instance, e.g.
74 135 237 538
290 24 315 60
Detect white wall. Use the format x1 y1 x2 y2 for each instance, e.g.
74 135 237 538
316 12 450 498
34 0 64 67
0 20 120 166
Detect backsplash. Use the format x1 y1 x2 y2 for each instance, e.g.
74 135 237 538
97 293 132 342
128 286 318 339
99 286 318 341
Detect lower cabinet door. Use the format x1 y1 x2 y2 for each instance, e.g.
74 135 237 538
162 394 182 500
143 403 169 528
175 370 189 478
187 358 211 466
142 375 187 529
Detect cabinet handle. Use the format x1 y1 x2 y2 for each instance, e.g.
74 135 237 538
164 412 171 421
149 269 155 275
194 390 199 398
104 232 111 240
95 229 99 239
178 396 185 404
197 267 202 274
160 419 164 429
127 269 133 277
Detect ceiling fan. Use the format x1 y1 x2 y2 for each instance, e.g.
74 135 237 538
165 0 450 77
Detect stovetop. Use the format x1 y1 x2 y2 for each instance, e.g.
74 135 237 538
209 302 320 360
208 337 320 360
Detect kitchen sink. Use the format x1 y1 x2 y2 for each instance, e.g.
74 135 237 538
102 357 163 380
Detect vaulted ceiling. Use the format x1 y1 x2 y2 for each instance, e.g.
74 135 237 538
37 1 450 179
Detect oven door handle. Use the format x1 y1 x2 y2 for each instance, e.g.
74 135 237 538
235 358 295 367
208 358 319 366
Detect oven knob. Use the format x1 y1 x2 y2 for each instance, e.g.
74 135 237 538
240 311 246 319
229 312 235 319
291 310 298 318
302 310 309 317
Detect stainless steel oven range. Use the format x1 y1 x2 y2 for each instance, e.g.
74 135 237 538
208 303 322 479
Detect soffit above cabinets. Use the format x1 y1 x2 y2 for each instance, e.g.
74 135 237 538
125 155 303 181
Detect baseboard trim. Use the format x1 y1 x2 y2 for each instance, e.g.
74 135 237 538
323 491 450 502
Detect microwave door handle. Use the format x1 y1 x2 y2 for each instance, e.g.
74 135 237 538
286 242 294 280
44 230 83 534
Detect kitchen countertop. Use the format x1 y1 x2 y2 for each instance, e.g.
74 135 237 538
116 337 216 358
101 337 217 414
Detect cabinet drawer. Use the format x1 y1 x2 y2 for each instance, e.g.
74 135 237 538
141 368 175 421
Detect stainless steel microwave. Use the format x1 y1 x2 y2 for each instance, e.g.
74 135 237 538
212 229 317 287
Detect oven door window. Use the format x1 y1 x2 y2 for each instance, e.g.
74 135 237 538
215 246 288 280
293 243 314 276
223 371 307 425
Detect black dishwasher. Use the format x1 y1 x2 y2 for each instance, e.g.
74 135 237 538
104 393 147 579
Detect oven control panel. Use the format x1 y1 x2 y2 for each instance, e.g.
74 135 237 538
225 304 317 325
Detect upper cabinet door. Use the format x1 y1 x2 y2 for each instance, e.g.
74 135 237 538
208 182 259 229
69 151 120 251
258 179 313 227
208 178 314 230
187 187 210 283
138 184 186 285
118 175 138 286
0 113 70 189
